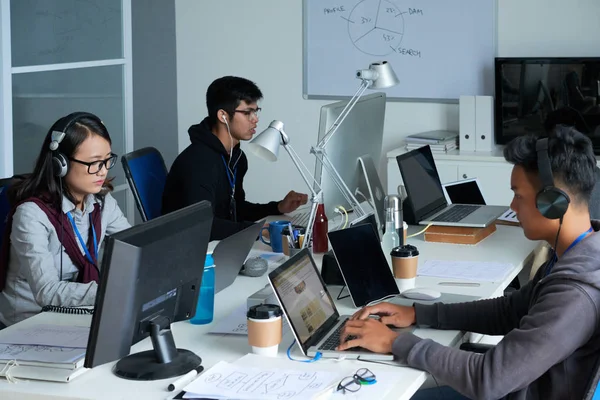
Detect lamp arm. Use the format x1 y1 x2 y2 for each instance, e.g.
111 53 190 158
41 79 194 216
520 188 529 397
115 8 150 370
301 192 320 250
317 80 370 149
281 143 321 250
311 148 366 217
282 144 321 197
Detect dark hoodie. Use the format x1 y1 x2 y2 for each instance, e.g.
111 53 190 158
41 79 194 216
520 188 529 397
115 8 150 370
162 118 280 240
393 221 600 400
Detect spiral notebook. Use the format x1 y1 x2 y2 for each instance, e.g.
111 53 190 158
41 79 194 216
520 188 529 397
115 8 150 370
0 324 89 382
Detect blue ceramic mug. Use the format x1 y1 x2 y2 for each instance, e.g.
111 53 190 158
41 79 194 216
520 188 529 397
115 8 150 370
260 220 290 253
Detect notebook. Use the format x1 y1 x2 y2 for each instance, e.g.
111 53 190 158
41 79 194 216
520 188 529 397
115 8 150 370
396 145 506 227
268 249 394 360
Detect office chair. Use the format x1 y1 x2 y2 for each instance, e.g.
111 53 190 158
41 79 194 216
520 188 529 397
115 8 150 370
584 356 600 400
121 147 168 222
0 177 14 245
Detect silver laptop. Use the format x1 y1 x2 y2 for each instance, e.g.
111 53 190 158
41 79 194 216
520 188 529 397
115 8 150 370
213 220 264 293
396 145 506 227
268 249 394 361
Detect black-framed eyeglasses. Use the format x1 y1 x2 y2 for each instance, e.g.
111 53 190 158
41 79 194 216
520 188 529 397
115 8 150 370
336 368 376 394
233 107 261 120
69 154 118 174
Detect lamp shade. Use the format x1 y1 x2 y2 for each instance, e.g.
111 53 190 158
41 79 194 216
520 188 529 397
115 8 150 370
366 61 399 89
247 120 285 162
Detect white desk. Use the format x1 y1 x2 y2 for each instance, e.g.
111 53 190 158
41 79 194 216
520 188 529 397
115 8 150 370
0 225 537 400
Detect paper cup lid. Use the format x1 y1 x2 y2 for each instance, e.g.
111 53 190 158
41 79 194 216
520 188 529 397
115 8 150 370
247 304 283 319
391 244 419 257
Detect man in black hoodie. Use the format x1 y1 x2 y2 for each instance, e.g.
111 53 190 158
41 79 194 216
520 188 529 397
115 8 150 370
162 76 308 240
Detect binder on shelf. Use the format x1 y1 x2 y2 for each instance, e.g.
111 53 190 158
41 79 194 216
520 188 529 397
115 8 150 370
475 95 495 152
459 95 476 151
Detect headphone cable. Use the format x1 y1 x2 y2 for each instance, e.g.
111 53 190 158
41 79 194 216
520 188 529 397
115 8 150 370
547 216 563 276
59 178 64 283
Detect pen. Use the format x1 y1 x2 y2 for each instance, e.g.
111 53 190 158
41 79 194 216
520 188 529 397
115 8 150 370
438 282 481 287
167 365 204 392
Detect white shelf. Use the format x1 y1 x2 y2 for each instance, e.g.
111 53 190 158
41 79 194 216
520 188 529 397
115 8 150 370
387 144 507 162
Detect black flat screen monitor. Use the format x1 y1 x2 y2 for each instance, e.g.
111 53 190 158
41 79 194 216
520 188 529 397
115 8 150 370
495 57 600 153
84 201 213 381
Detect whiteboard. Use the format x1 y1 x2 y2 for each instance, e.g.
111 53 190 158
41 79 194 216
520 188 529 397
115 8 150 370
303 0 496 102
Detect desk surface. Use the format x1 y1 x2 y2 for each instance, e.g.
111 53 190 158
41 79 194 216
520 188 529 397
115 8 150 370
0 225 538 400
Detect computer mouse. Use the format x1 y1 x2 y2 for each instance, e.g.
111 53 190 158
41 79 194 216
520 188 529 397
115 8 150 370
240 257 268 277
401 288 442 301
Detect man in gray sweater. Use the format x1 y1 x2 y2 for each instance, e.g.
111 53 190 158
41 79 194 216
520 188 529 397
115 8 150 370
338 125 600 400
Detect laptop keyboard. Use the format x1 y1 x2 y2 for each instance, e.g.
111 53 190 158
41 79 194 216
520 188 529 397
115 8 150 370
318 319 357 351
290 211 310 228
432 204 481 223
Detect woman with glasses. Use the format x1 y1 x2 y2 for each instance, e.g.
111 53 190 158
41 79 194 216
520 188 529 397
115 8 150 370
0 112 130 327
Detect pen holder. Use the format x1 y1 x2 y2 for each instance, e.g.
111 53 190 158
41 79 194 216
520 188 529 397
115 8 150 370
282 235 303 257
281 226 305 256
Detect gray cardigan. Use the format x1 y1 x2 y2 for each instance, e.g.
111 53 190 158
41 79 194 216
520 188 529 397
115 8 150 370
0 193 130 326
393 220 600 400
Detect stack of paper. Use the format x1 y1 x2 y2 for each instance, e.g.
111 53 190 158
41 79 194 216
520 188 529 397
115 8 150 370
183 361 342 399
418 260 514 282
405 130 458 153
0 324 89 382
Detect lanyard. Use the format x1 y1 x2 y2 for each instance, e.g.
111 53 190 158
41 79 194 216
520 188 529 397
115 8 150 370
221 156 237 196
545 226 593 276
66 212 98 265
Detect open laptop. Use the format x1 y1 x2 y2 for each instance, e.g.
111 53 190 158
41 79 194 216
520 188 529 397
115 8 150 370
442 178 487 206
396 145 506 227
213 220 265 293
328 224 400 307
268 249 394 360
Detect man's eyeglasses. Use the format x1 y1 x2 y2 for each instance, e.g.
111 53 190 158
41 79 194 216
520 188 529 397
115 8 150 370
69 154 118 174
336 368 376 394
233 107 261 120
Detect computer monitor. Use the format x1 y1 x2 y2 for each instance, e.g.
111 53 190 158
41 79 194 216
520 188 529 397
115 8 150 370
84 201 213 381
313 92 386 219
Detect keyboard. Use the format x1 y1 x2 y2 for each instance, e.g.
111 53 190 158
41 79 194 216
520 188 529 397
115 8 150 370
432 204 481 223
290 211 310 228
318 319 357 351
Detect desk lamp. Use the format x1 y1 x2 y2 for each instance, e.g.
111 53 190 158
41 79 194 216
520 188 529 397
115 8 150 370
248 120 322 250
312 61 399 218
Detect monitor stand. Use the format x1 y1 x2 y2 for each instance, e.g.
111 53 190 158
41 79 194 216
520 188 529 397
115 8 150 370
114 318 201 381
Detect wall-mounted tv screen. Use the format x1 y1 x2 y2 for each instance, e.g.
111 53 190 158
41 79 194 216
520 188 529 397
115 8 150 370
495 57 600 153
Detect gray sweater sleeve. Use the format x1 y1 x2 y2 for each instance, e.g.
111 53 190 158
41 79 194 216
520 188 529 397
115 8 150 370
391 280 597 399
414 278 537 335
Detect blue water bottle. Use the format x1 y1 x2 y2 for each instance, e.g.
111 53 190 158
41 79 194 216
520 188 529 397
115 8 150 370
190 253 215 325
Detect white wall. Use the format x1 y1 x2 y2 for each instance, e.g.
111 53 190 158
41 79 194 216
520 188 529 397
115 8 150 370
175 0 600 204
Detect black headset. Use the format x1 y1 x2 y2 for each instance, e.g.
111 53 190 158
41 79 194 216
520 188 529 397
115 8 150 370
49 112 102 178
535 137 570 219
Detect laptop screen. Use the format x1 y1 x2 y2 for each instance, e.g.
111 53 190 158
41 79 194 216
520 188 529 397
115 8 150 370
444 180 487 205
269 250 338 350
396 145 448 222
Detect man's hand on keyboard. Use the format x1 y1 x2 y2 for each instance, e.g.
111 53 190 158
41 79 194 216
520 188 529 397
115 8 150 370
278 191 309 214
336 319 398 354
350 302 416 328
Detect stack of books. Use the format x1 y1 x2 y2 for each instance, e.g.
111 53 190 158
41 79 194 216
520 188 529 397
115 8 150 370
405 130 459 153
0 324 89 382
